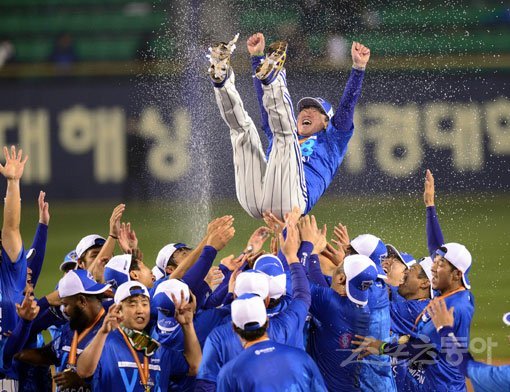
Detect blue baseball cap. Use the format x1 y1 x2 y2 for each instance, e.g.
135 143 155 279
350 234 388 279
58 269 111 298
152 279 190 318
104 254 132 289
386 245 416 269
503 312 510 326
59 250 79 272
344 255 378 306
253 254 286 299
297 97 334 120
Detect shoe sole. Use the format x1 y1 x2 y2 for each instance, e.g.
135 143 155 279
256 41 288 81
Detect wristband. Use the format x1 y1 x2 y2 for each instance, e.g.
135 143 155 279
109 234 118 240
379 342 388 355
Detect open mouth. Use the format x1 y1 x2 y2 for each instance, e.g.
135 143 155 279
135 316 145 323
302 119 312 126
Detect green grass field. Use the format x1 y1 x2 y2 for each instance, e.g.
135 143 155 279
20 193 510 360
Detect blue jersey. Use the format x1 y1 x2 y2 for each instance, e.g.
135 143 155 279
468 361 510 392
308 285 369 391
251 56 365 214
0 247 27 371
197 263 310 386
361 278 396 391
389 291 430 392
50 314 105 391
413 290 474 391
217 339 326 392
92 329 188 392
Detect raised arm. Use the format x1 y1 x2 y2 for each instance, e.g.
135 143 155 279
76 305 122 378
424 169 445 256
0 146 28 262
331 42 370 132
28 191 50 286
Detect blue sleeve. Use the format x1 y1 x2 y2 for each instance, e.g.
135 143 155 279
288 263 311 308
309 285 330 319
331 68 365 132
27 223 48 287
203 283 229 310
197 333 222 384
426 206 445 257
30 307 66 336
182 246 218 293
307 254 329 287
194 280 213 310
2 319 33 369
468 361 510 391
251 55 273 151
298 241 314 268
1 246 27 290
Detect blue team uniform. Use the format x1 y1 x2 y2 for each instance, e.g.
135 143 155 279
389 287 430 392
196 263 310 390
251 56 365 213
361 279 396 391
91 329 188 392
217 339 326 392
412 290 474 391
50 314 105 391
307 285 370 391
0 247 27 374
437 325 510 392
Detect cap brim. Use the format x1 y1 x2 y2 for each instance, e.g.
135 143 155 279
297 97 327 115
386 244 409 269
59 261 77 272
462 274 471 290
82 282 111 295
346 280 368 306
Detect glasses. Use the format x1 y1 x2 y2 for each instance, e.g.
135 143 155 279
121 326 160 356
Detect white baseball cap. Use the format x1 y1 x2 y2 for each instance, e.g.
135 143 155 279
155 243 189 273
58 269 111 298
344 255 378 306
418 256 435 298
386 245 416 269
351 234 388 279
76 234 106 258
232 293 267 331
114 281 150 304
153 279 190 311
234 270 269 299
104 254 132 289
152 266 165 281
436 243 472 289
253 255 286 299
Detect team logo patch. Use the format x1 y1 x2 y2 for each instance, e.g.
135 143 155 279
300 138 316 157
339 333 353 349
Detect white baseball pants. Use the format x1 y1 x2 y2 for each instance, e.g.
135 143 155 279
214 71 307 219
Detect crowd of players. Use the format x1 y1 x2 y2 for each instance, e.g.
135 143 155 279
0 145 508 392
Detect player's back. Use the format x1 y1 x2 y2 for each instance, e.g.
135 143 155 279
217 339 326 392
308 285 369 391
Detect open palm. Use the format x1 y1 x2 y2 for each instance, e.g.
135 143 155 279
0 146 28 180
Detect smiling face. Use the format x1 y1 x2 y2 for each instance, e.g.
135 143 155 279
297 107 329 137
398 264 429 299
121 295 151 331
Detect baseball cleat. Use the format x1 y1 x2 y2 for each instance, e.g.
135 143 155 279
255 40 288 85
207 33 239 87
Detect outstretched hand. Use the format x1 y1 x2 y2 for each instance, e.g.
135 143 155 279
0 145 28 180
38 191 50 225
424 169 435 207
247 32 265 56
352 42 370 70
16 289 40 321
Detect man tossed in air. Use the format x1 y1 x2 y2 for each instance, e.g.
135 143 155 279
207 33 369 219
